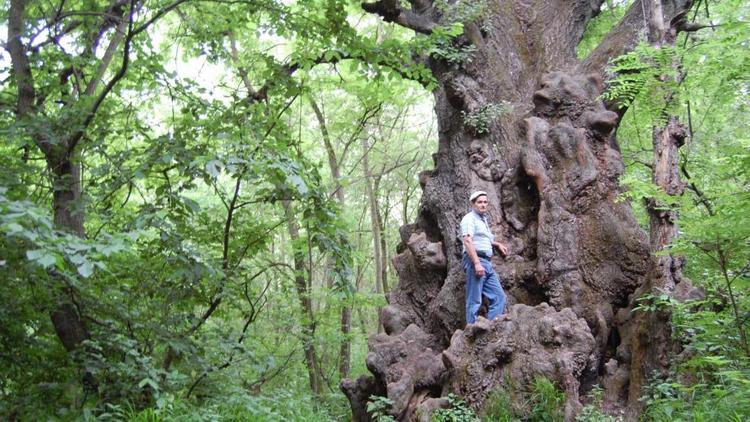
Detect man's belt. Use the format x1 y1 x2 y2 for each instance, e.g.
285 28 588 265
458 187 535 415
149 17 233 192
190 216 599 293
476 251 493 259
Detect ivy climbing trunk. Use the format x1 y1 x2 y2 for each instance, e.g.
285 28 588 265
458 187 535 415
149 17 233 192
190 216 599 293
342 1 699 420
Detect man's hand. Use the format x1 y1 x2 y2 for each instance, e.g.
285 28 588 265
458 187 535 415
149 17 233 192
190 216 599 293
493 242 509 256
474 261 485 277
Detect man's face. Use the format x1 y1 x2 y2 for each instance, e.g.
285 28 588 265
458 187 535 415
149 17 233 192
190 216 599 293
472 195 489 214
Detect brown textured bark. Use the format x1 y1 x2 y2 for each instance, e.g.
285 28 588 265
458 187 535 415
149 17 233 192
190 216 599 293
343 1 695 420
49 154 86 236
622 117 690 416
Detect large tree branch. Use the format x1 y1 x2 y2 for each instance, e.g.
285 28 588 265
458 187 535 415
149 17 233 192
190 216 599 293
66 0 138 154
8 0 37 119
132 0 191 36
579 0 694 76
84 15 129 96
7 0 61 158
68 0 193 153
226 30 267 102
361 0 437 34
89 0 133 54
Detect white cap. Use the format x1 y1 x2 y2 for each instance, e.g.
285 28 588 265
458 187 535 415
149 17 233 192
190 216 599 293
469 190 488 202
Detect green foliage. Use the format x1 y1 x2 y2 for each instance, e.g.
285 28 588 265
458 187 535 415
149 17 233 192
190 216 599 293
608 1 750 420
481 377 565 422
116 389 349 421
602 43 680 122
481 387 515 422
529 377 566 421
1 187 136 277
576 386 622 422
1 0 436 419
577 2 630 59
432 39 479 67
413 23 478 67
367 395 397 422
632 292 677 313
462 102 510 135
641 369 750 421
432 394 479 422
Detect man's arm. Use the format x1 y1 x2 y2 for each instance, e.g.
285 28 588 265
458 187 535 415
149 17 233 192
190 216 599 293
492 241 508 256
464 235 485 277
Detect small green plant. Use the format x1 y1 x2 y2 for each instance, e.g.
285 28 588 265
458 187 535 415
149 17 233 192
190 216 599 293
529 377 565 421
432 394 479 422
632 292 676 313
480 376 564 421
367 395 396 422
481 388 516 421
437 42 478 66
462 102 509 135
576 385 622 422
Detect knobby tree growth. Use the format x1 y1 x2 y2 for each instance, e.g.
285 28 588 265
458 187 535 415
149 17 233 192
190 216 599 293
342 0 712 420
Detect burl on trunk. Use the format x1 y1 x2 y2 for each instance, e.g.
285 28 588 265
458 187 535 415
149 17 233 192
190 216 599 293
343 0 700 421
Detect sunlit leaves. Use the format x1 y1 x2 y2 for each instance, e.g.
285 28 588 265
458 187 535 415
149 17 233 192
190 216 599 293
1 188 135 278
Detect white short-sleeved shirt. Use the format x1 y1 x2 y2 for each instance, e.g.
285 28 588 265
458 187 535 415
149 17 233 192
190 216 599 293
460 210 494 255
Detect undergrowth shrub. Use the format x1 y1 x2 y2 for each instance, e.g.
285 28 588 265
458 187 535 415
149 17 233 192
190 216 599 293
119 388 348 422
576 386 622 422
432 394 479 422
481 376 564 422
642 366 750 421
367 395 396 422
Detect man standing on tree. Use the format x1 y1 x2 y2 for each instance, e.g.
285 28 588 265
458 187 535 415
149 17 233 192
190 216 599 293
461 191 508 325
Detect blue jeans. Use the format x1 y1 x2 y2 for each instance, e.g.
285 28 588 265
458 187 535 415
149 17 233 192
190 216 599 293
463 254 506 324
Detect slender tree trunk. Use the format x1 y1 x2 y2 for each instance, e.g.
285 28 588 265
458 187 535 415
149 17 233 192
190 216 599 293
47 152 91 354
362 137 386 333
648 118 687 280
9 1 86 233
377 205 389 294
625 118 690 408
308 96 353 380
282 199 324 395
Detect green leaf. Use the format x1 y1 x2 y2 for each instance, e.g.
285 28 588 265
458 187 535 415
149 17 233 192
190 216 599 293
206 159 223 177
26 249 56 268
77 261 94 278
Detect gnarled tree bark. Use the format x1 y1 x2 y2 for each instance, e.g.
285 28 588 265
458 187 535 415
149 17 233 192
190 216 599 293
342 1 697 420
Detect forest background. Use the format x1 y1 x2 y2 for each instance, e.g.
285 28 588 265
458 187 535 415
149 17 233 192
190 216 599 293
1 0 748 420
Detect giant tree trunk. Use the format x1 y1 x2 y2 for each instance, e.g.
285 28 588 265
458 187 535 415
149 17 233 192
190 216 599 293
342 1 696 420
